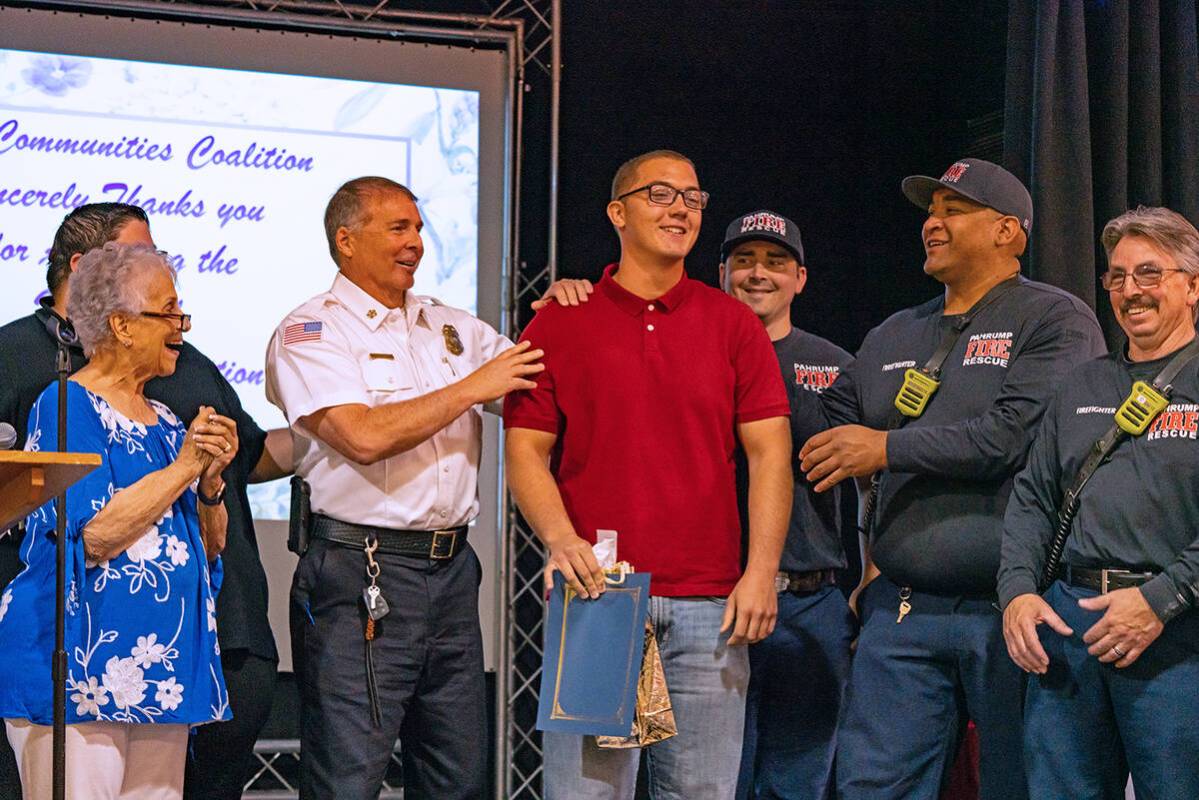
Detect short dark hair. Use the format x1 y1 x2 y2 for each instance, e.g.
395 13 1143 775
46 203 149 295
323 177 418 265
610 150 696 201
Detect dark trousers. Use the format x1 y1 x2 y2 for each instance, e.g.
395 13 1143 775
1025 581 1199 800
736 585 854 800
836 575 1027 800
291 539 486 800
183 649 278 800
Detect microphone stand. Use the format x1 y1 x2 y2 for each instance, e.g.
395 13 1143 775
52 337 70 800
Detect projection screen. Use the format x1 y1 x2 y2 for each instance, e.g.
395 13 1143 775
0 4 514 670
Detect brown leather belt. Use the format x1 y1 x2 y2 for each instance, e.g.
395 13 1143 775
774 568 837 594
312 514 467 560
1064 565 1156 594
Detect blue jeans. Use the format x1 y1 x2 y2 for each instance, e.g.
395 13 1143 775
543 596 750 800
736 585 854 800
1024 581 1199 800
836 575 1027 800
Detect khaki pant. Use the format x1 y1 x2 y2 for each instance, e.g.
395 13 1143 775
5 719 187 799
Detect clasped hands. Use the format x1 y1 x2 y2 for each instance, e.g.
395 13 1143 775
181 405 239 495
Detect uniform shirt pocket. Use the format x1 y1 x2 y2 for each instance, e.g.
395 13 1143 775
362 354 413 394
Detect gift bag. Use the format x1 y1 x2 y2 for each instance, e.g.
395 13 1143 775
596 620 677 748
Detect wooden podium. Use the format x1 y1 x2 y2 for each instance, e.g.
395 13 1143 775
0 451 102 533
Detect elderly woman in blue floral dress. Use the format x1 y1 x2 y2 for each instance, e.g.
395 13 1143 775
0 242 238 799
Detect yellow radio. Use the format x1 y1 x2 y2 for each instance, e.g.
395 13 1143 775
1115 380 1169 435
894 368 940 418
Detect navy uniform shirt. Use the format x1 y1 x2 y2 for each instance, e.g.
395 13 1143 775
738 328 853 573
820 277 1106 595
0 305 276 661
1000 344 1199 622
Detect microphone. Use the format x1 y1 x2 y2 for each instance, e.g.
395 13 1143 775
0 422 16 450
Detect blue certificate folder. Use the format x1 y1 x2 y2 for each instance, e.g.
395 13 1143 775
536 571 651 736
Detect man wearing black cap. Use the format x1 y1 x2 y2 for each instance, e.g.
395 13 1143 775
720 211 855 800
800 159 1106 799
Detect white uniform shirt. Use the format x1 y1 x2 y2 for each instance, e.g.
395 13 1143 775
265 273 511 529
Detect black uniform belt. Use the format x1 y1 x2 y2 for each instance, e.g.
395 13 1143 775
774 569 837 594
311 514 467 560
1064 565 1156 594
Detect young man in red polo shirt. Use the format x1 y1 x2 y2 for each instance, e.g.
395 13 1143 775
504 150 792 799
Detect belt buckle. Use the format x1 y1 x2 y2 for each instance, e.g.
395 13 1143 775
774 572 790 593
1100 568 1129 594
430 530 457 560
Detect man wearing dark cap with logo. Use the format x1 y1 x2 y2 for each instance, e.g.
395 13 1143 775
720 211 855 800
800 159 1106 799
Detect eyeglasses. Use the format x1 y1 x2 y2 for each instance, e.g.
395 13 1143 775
616 182 710 210
1100 266 1189 291
140 311 192 332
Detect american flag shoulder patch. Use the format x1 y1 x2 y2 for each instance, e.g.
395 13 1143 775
282 321 323 346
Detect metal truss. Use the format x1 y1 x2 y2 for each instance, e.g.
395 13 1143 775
244 740 404 798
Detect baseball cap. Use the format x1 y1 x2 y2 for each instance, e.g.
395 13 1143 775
721 210 805 264
901 158 1033 234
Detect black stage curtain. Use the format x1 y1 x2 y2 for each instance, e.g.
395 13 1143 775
1004 0 1199 343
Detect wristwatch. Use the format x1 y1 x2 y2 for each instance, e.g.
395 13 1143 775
198 481 227 506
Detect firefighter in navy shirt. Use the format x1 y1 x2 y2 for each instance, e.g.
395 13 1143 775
1000 206 1199 800
719 210 855 800
800 159 1106 799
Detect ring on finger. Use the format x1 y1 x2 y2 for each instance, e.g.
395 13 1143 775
1111 645 1126 658
223 441 231 452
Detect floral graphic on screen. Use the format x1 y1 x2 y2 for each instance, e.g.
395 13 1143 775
0 47 483 521
22 55 92 96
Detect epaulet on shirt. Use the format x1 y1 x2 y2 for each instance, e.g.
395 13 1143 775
1012 277 1095 315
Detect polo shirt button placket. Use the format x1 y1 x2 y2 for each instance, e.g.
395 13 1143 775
645 304 660 354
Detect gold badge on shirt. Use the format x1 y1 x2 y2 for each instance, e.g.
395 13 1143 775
442 324 464 356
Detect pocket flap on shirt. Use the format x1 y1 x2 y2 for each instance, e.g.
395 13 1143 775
362 355 412 392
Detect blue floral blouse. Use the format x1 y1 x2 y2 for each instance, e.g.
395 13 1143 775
0 381 230 726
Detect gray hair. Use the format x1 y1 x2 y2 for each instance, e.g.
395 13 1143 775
67 242 177 357
323 176 418 265
1102 206 1199 277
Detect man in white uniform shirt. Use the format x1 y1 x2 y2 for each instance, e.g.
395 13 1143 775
266 176 544 800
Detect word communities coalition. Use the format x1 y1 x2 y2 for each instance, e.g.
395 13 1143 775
0 119 314 173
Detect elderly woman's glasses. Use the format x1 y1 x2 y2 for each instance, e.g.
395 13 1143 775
616 183 710 210
140 311 192 332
